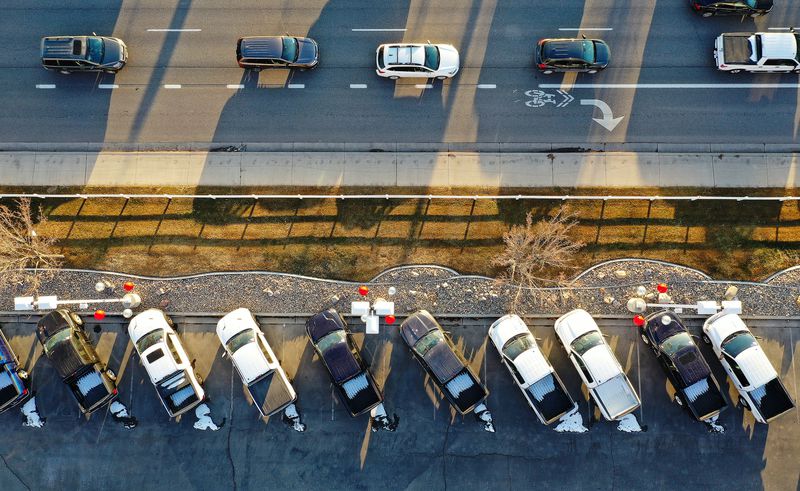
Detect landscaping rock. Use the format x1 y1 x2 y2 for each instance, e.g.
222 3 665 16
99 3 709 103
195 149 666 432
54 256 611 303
724 286 738 301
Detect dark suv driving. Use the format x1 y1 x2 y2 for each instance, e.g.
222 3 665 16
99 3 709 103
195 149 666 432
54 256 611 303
0 326 31 414
236 36 319 70
690 0 772 17
41 35 128 74
36 309 118 414
535 37 610 74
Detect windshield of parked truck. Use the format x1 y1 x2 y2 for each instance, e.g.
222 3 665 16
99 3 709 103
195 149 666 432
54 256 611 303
571 331 604 356
502 334 535 361
721 332 758 358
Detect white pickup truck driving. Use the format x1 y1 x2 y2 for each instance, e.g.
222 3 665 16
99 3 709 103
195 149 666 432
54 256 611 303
703 312 795 424
714 31 800 73
555 309 641 421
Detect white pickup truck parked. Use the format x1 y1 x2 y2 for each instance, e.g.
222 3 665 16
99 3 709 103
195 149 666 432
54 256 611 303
555 309 641 421
703 312 795 424
714 31 800 73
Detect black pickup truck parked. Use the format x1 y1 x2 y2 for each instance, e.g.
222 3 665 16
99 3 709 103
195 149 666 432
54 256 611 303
36 309 118 415
400 310 488 415
0 326 31 413
641 311 727 422
306 309 383 417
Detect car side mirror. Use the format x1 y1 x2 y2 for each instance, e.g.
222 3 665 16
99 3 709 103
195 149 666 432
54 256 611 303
92 32 97 36
581 34 586 40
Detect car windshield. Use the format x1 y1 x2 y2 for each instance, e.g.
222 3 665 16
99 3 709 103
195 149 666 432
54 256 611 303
571 331 604 356
745 0 757 6
416 329 444 356
721 332 758 358
579 40 595 63
502 333 535 361
86 37 104 64
317 330 346 353
661 332 694 357
226 329 255 353
424 45 440 70
136 330 164 354
282 37 298 62
43 328 71 354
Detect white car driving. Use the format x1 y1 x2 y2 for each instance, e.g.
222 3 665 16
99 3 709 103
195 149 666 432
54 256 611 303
128 308 205 417
217 308 297 417
376 43 459 79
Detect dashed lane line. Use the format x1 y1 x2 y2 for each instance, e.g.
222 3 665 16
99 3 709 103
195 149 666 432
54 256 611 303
226 84 244 89
352 28 407 32
287 84 305 89
540 83 800 89
558 27 613 31
477 84 497 89
415 84 433 89
35 84 55 89
98 84 118 89
350 83 368 88
147 28 202 32
163 84 182 89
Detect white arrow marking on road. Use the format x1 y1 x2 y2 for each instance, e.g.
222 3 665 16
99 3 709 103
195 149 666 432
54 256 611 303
556 90 574 107
580 99 624 131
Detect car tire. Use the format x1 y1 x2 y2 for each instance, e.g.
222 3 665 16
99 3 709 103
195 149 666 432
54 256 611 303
738 395 750 410
674 394 684 407
18 369 28 380
543 70 553 75
60 70 71 74
587 69 598 74
794 69 800 74
701 333 711 345
389 76 399 80
106 369 116 381
729 69 742 74
702 11 713 17
435 76 447 80
640 332 649 345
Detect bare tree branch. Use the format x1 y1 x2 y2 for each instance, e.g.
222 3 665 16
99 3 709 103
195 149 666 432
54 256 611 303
0 198 63 293
492 208 584 313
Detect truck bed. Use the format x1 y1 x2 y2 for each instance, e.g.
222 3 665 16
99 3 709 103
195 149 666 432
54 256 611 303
682 377 727 421
444 369 488 414
526 373 574 424
722 34 756 65
751 377 796 422
593 374 640 420
247 370 295 417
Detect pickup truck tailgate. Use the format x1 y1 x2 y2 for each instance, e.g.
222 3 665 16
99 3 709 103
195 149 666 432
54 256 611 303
594 374 640 420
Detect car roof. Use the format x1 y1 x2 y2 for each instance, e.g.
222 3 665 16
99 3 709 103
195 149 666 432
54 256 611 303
759 33 798 60
239 36 284 58
41 36 89 60
581 345 622 384
383 44 426 66
399 310 439 347
542 38 594 61
735 345 778 388
322 341 361 384
697 0 772 6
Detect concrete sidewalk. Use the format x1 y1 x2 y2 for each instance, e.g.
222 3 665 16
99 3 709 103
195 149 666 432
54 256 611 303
1 150 798 188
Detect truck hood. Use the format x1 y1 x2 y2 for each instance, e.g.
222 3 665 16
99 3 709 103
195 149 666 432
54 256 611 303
555 309 598 345
102 37 125 64
296 37 318 65
437 44 459 72
231 342 270 385
488 314 529 348
704 312 748 348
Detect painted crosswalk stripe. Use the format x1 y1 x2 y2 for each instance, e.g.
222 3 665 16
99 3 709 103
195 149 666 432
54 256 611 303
164 84 182 89
35 84 56 89
287 84 305 89
350 84 367 88
226 84 244 89
98 84 118 89
477 84 497 89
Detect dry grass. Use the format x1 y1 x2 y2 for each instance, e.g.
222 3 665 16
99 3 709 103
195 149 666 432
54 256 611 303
9 191 800 281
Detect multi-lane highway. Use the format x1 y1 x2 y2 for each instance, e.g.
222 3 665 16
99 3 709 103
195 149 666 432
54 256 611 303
2 0 800 145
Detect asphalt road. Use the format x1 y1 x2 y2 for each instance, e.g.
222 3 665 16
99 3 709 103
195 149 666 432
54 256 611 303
2 0 800 146
0 314 797 490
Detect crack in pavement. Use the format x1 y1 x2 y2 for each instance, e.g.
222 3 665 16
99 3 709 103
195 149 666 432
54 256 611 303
0 453 31 491
441 423 451 491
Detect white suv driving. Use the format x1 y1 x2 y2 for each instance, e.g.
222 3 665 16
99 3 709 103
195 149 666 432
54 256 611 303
376 43 459 79
128 309 205 417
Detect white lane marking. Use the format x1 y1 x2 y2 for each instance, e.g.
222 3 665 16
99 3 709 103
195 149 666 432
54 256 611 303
287 84 305 89
35 84 56 89
352 28 407 32
558 27 613 31
226 84 244 89
147 28 202 32
415 84 433 89
350 83 368 88
98 84 118 89
477 84 497 89
540 83 800 89
768 27 792 30
164 84 182 89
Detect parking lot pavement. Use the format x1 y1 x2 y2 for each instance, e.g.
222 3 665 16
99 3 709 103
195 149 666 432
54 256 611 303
0 315 797 491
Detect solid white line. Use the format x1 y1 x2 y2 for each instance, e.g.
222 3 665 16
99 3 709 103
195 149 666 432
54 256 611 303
768 27 791 30
287 84 305 89
558 27 613 31
163 84 182 89
226 84 244 89
98 84 118 89
415 84 433 89
350 84 368 88
540 83 800 89
352 28 407 32
147 28 202 32
477 84 497 89
35 84 56 89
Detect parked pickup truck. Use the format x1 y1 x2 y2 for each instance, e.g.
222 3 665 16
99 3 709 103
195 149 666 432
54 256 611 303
714 31 800 73
129 309 205 418
306 309 383 417
641 311 727 423
703 312 795 424
554 309 641 421
36 309 118 414
489 314 574 425
400 310 488 415
217 308 297 417
0 326 31 414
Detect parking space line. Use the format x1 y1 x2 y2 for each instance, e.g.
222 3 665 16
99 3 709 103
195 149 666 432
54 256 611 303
35 84 56 89
98 84 118 89
415 84 433 89
350 84 368 89
287 84 305 89
558 27 613 31
226 84 244 89
636 336 644 424
147 28 202 32
164 84 182 89
477 84 497 89
540 83 800 89
790 328 799 424
352 28 407 32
